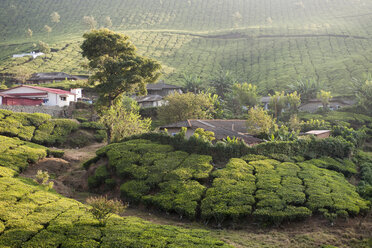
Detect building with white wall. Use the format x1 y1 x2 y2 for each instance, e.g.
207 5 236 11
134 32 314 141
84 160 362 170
0 85 80 107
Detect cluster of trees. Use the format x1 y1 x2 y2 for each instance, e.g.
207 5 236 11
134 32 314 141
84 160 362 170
81 29 161 143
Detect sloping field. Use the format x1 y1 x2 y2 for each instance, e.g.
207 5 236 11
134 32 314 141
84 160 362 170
1 0 372 93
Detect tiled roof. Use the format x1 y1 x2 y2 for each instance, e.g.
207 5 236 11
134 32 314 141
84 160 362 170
161 119 262 145
2 85 75 95
136 94 163 103
28 72 78 80
146 83 182 90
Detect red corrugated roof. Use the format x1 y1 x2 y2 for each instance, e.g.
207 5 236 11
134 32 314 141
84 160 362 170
1 85 75 95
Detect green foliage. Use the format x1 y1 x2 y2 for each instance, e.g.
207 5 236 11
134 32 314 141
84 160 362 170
82 29 161 107
308 157 357 176
120 180 150 202
99 97 152 143
47 149 65 158
201 158 255 225
300 119 331 132
144 180 206 219
0 109 82 147
86 196 126 226
157 92 214 124
246 107 277 135
0 135 47 172
332 125 366 148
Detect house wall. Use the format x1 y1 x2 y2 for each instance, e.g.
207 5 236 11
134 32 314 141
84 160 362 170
316 132 331 139
51 93 75 107
70 88 82 99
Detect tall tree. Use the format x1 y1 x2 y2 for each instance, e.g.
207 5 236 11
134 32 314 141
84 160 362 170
81 29 161 107
50 12 60 23
83 16 97 30
26 28 33 39
38 41 50 57
246 107 277 135
209 70 236 99
13 66 32 83
157 92 214 124
286 91 301 113
104 16 113 28
288 78 323 102
350 75 372 113
269 91 287 119
44 25 52 38
99 96 151 143
317 90 332 110
81 29 161 141
182 74 205 94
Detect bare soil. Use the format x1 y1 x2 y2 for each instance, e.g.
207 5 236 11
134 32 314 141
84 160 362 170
21 142 106 199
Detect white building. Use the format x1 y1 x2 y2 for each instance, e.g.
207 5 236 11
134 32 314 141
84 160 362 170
0 85 80 107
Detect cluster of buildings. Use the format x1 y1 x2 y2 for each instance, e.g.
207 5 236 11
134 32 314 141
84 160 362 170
0 71 337 144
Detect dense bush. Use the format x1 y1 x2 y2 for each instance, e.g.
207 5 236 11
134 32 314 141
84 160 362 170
90 138 370 226
0 135 47 172
201 158 256 226
307 157 357 176
0 109 102 147
354 151 372 201
144 180 206 219
0 166 230 247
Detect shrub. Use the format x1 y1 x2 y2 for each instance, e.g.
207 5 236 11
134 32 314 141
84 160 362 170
144 180 205 219
47 149 65 158
86 196 127 226
307 157 357 176
120 180 150 202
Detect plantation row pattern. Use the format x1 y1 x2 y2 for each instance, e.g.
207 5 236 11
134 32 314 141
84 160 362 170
0 168 230 247
87 139 370 226
0 110 105 147
1 0 372 94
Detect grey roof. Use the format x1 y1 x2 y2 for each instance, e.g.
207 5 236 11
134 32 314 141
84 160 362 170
136 94 163 103
146 82 182 90
161 119 262 145
260 96 271 103
28 72 78 81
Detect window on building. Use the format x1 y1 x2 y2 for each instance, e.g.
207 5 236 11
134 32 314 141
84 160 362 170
60 96 67 101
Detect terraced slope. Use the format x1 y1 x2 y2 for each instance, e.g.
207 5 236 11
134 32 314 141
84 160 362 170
1 0 372 93
87 139 370 226
0 137 231 248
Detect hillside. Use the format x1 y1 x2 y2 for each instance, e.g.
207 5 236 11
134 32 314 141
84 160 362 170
1 0 372 93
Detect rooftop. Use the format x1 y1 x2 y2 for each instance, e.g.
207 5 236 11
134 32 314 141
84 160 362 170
28 72 78 81
305 130 331 135
161 119 262 145
1 85 75 95
146 82 182 90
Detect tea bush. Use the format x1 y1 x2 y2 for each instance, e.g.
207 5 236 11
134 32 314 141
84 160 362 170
0 167 231 247
89 139 370 225
201 158 256 225
0 109 102 147
0 135 47 172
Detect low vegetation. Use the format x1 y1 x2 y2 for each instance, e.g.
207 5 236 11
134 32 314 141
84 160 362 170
0 109 105 147
0 167 230 247
87 139 370 226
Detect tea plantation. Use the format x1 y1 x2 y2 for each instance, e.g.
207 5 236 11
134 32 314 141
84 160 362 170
1 0 372 93
0 109 105 147
0 139 231 247
87 139 370 226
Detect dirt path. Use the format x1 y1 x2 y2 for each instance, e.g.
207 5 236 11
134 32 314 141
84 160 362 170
21 142 106 200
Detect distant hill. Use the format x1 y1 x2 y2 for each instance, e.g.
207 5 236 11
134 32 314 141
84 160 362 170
1 0 372 94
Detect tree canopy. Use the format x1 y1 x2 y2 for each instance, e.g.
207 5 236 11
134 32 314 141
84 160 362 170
81 29 161 107
157 92 214 124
